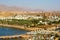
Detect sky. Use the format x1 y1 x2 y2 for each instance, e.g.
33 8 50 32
0 0 60 11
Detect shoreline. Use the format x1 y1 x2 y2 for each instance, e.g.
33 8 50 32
0 24 60 31
0 24 25 30
0 24 40 38
0 34 31 38
0 24 32 38
0 24 41 31
0 24 60 39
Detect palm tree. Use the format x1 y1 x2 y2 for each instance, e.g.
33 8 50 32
31 19 39 27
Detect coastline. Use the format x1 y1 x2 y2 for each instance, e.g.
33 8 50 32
0 24 60 31
0 24 41 31
0 24 60 39
0 34 31 38
0 24 39 38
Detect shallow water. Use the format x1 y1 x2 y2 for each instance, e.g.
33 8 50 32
0 26 27 36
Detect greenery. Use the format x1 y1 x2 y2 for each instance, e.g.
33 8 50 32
0 18 60 27
0 19 39 27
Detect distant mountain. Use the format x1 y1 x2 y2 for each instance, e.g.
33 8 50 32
0 4 60 17
0 5 26 12
0 4 42 12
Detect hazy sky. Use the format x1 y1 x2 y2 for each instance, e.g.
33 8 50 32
0 0 60 10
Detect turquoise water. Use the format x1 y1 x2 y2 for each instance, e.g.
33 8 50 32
0 26 27 36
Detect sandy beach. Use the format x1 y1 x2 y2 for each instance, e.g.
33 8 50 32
0 24 41 31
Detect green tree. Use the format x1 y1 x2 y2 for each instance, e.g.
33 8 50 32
31 19 39 27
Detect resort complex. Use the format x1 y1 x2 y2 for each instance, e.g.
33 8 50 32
0 11 60 40
0 0 60 40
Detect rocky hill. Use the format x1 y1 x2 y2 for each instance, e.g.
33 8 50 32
0 5 60 17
